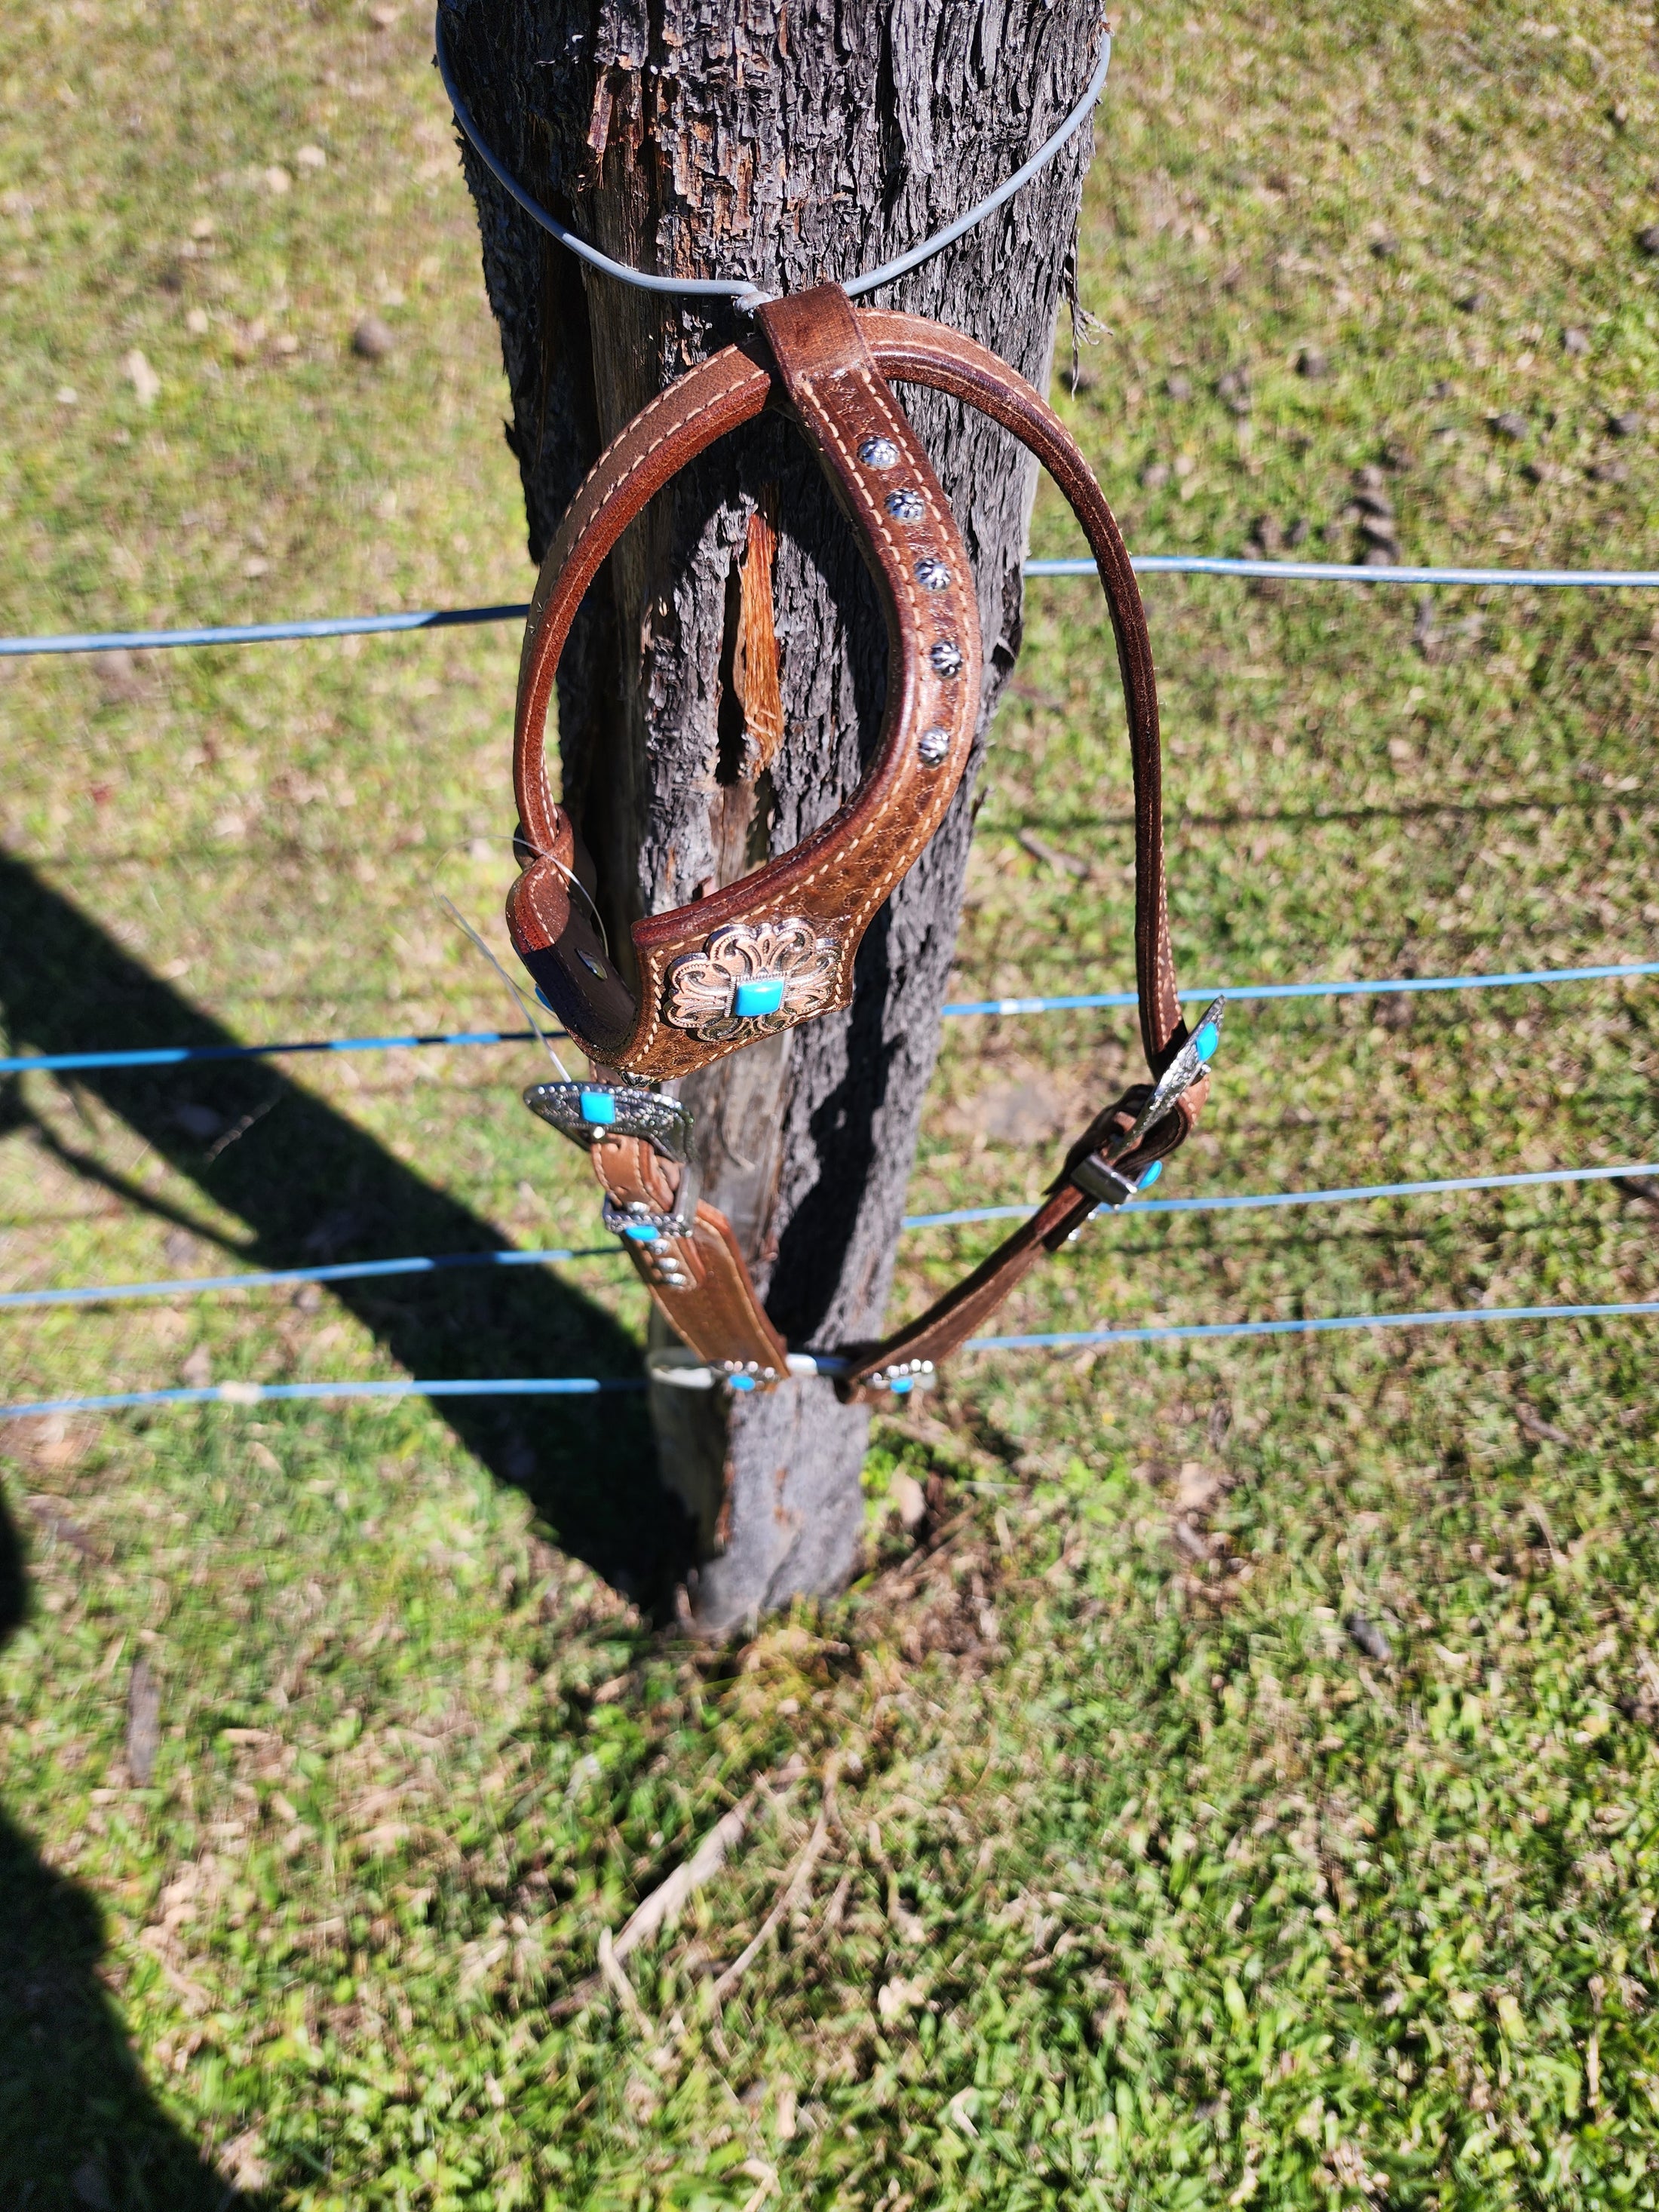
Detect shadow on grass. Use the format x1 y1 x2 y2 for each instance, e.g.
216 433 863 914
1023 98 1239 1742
0 1494 270 2210
0 850 684 1598
0 852 686 2196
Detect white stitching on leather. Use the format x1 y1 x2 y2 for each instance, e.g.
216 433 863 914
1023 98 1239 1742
621 351 981 1070
517 349 768 841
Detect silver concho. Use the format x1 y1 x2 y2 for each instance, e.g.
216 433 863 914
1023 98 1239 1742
858 435 900 468
929 640 964 677
915 557 952 592
865 1358 936 1396
663 917 840 1044
885 487 926 522
603 1166 699 1241
917 726 951 767
523 1081 693 1163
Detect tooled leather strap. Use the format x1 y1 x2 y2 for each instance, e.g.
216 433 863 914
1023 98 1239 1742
514 294 1210 1392
828 314 1211 1396
586 1132 790 1382
508 285 983 1085
857 311 1185 1073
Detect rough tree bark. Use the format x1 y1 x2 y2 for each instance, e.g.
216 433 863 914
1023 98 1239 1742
442 0 1099 1631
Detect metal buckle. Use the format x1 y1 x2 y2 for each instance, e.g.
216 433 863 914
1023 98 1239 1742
523 1079 693 1163
1069 1153 1140 1209
1069 995 1224 1210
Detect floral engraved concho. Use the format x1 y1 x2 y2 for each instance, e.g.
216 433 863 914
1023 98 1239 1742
663 918 840 1043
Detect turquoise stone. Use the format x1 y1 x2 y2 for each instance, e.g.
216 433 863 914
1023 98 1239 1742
1138 1159 1163 1190
890 1376 914 1395
580 1090 616 1126
734 975 787 1020
1194 1020 1220 1062
622 1223 659 1243
728 1373 756 1391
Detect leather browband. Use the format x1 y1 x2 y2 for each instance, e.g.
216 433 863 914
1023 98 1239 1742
507 284 1221 1404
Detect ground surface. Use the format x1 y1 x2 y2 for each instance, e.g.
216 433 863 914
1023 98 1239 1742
2 0 1659 2205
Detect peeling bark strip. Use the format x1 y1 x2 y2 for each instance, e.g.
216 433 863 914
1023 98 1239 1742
445 0 1100 1629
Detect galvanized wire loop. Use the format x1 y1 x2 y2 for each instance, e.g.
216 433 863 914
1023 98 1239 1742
434 7 1112 308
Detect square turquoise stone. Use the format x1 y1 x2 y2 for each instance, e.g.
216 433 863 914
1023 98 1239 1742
580 1090 617 1125
733 975 787 1020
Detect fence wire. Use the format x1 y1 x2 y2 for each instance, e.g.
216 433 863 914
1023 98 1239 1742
5 541 1655 1420
7 554 1659 659
5 1291 1658 1425
5 958 1655 1078
5 1161 1654 1313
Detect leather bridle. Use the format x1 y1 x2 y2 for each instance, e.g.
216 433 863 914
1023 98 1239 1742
506 284 1221 1403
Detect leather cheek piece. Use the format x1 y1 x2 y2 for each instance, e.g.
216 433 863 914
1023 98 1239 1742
833 1075 1201 1403
591 1134 680 1213
624 1210 790 1378
584 1136 788 1377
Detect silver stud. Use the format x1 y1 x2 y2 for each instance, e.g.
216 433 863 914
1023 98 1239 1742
859 435 900 468
915 557 952 591
885 487 925 521
917 726 950 766
930 640 964 677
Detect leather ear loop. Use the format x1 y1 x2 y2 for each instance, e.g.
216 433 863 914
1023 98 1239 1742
508 302 1203 1391
507 347 775 1064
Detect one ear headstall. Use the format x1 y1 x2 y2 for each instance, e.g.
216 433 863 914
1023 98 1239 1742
507 284 1222 1402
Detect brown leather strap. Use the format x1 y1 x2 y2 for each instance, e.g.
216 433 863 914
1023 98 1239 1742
508 286 983 1084
836 1075 1206 1400
857 311 1182 1072
585 1134 789 1379
508 305 1184 1088
511 290 1210 1391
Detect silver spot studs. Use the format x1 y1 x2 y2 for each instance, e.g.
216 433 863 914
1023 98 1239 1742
917 726 951 766
858 435 900 468
930 640 964 678
885 487 925 521
915 557 952 592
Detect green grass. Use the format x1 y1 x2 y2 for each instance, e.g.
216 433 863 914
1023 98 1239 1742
2 0 1658 2204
